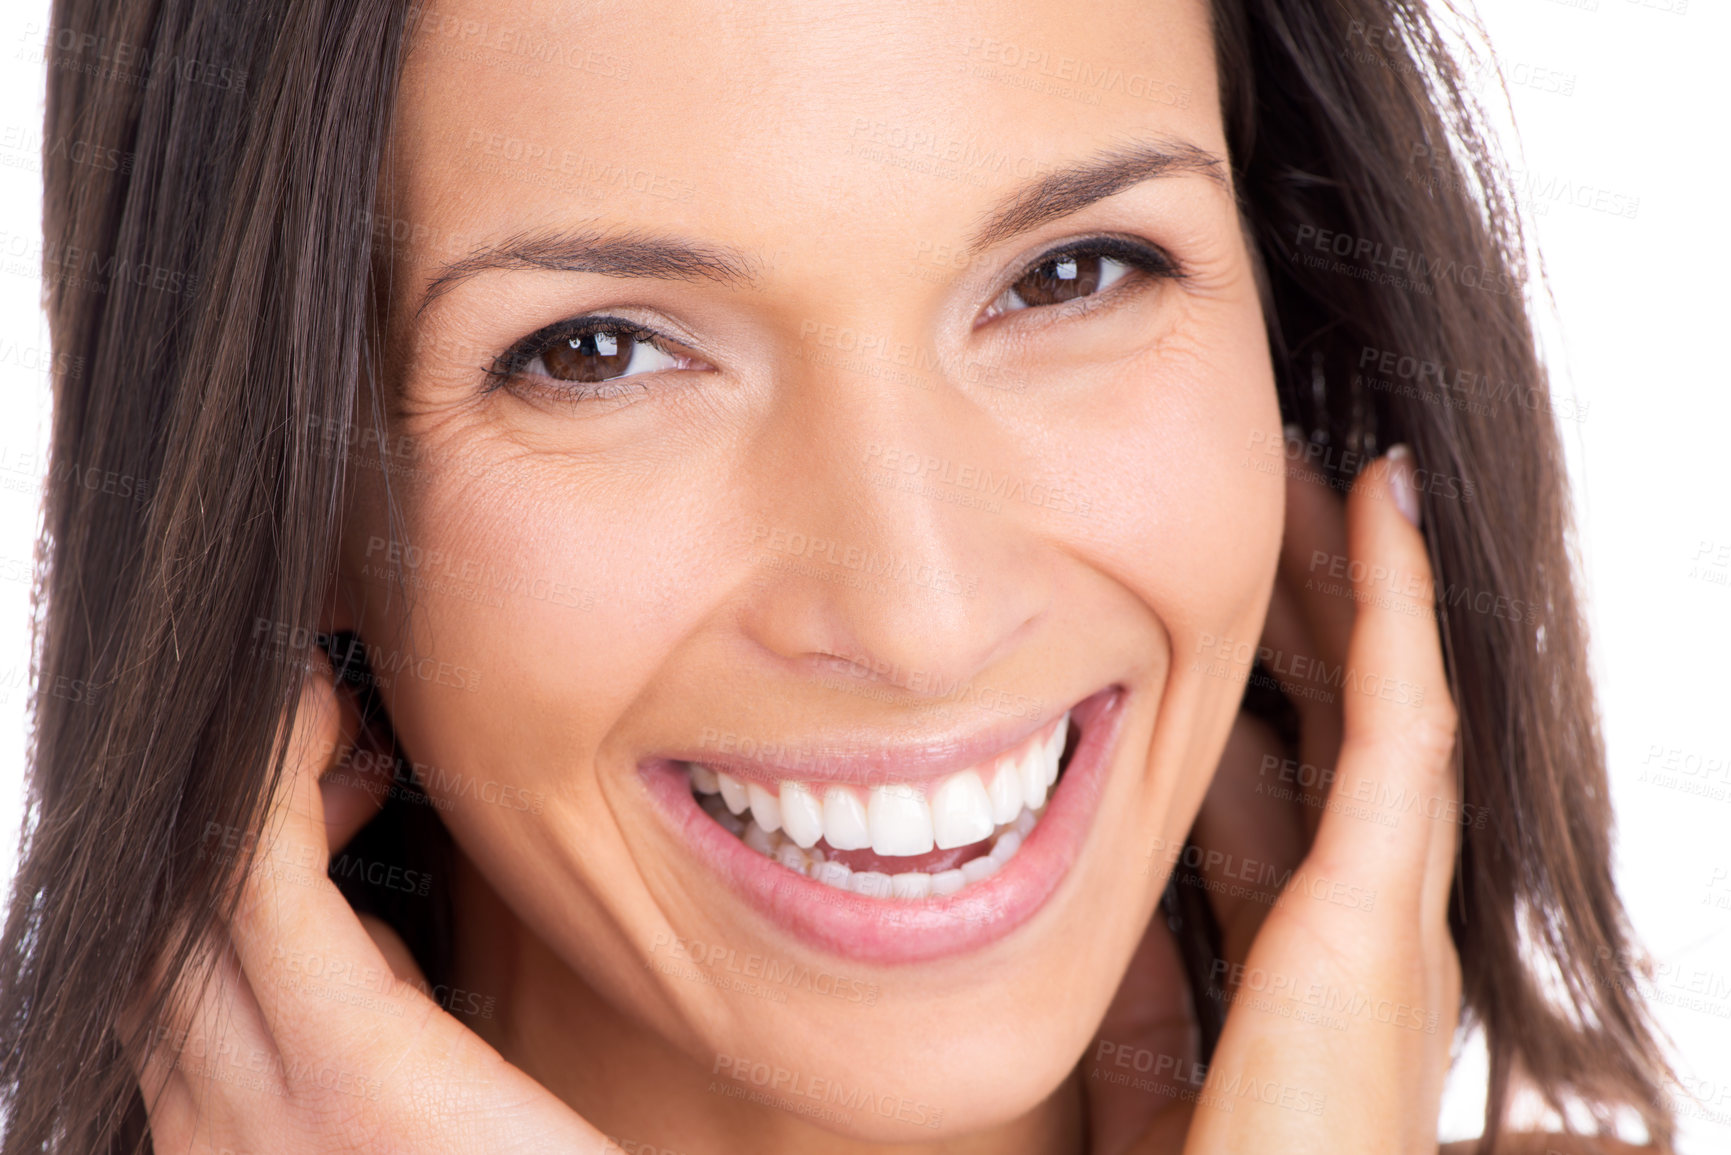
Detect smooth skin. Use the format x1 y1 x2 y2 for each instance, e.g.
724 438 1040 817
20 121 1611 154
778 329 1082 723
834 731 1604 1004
134 457 1477 1155
127 0 1628 1151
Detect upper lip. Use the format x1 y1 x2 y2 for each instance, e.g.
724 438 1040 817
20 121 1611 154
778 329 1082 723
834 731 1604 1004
644 691 1094 791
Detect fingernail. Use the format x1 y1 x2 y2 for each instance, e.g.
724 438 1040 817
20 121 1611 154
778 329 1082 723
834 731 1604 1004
1386 444 1421 528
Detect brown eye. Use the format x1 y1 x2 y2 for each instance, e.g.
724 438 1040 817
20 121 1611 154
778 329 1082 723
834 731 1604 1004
1012 254 1124 306
979 239 1183 325
992 252 1134 315
533 328 679 384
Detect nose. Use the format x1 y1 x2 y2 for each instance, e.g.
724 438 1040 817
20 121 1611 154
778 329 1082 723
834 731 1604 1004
735 337 1053 694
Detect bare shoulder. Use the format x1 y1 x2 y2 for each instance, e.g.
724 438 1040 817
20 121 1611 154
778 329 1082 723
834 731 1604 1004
1441 1137 1655 1155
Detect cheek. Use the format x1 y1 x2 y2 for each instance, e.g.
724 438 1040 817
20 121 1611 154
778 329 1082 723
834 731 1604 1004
1048 298 1282 835
1060 301 1284 652
342 439 733 798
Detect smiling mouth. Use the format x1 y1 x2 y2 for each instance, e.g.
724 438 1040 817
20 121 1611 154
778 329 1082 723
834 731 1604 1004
685 709 1079 900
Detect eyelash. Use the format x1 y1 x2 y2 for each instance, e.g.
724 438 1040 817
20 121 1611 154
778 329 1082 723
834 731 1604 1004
979 235 1184 326
483 235 1184 401
482 314 691 403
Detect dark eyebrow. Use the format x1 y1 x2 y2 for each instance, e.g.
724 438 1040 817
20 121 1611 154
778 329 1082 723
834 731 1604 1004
967 140 1230 253
413 141 1224 317
415 228 756 319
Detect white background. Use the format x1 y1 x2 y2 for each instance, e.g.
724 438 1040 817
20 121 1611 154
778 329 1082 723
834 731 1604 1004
0 0 1724 1147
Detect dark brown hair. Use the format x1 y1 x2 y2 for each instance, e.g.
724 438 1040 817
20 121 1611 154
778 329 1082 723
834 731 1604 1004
0 0 1675 1151
1215 2 1673 1148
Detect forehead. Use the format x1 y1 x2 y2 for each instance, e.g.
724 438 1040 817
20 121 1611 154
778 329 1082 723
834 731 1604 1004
389 0 1221 276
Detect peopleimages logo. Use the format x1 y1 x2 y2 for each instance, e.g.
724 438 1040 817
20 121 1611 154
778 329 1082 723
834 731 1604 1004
749 522 979 599
1291 224 1517 297
956 37 1191 108
710 1055 943 1128
647 932 880 1006
864 442 1094 516
1354 343 1587 422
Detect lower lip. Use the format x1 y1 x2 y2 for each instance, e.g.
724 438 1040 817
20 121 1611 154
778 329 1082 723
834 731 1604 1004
637 686 1127 965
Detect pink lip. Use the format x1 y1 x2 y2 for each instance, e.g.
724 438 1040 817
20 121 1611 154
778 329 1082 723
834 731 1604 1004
636 686 1127 965
652 700 1081 790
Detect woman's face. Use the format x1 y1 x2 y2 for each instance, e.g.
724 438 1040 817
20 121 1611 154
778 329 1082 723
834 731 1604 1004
343 0 1281 1139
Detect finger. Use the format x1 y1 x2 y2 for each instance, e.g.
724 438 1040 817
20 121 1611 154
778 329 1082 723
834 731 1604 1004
227 652 419 1054
137 654 608 1150
1307 446 1460 910
360 912 428 988
132 934 286 1149
1180 451 1459 1155
123 661 369 1137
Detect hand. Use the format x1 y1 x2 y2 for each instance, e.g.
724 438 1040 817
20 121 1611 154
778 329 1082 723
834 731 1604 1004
1091 446 1463 1154
1185 446 1462 1153
125 652 608 1154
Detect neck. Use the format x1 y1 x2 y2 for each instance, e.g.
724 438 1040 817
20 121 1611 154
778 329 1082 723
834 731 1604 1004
445 850 1088 1155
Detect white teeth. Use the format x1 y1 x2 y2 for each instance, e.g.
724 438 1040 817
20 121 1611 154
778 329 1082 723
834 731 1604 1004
868 783 936 856
891 871 932 899
930 770 995 850
689 707 1073 899
1018 740 1049 809
720 799 1039 900
930 869 967 896
778 780 825 849
746 783 782 833
961 855 1000 884
1046 711 1071 785
717 772 750 815
775 842 811 875
743 820 775 856
986 757 1023 824
813 860 851 888
850 871 893 898
822 786 872 851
